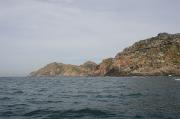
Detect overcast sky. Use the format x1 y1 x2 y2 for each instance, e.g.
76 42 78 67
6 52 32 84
0 0 180 76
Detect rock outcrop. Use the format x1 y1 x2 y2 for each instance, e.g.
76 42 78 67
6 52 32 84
30 33 180 76
96 33 180 76
94 58 113 76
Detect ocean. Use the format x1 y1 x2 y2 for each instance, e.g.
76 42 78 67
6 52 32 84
0 76 180 119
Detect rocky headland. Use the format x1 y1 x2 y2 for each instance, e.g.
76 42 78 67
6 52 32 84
31 33 180 76
30 61 97 76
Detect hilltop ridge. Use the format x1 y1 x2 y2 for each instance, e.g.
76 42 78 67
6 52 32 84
30 61 97 76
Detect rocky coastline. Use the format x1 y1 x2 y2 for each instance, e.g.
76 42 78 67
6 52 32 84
31 33 180 76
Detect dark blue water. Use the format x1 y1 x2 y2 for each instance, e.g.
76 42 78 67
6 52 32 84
0 76 180 119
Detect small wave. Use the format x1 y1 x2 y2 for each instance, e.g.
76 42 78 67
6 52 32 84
38 88 48 92
0 111 14 117
72 95 87 98
27 100 63 104
0 97 11 101
6 104 28 108
45 100 63 103
117 85 126 88
96 95 118 98
125 93 143 97
24 109 50 116
24 108 115 118
48 108 115 118
134 114 144 118
13 90 24 94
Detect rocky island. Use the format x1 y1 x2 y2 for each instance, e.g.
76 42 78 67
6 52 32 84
31 33 180 76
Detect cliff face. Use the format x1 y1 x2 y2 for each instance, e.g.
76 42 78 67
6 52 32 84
30 61 97 76
30 33 180 76
97 33 180 76
94 58 113 76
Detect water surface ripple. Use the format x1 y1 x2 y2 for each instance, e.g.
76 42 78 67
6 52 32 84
0 76 180 119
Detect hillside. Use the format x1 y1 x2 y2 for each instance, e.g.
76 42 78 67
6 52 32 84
30 61 97 76
31 33 180 76
96 33 180 76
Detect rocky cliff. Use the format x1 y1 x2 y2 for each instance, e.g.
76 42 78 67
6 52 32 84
96 33 180 76
31 33 180 76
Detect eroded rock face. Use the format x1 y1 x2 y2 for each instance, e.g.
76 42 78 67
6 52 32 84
94 58 113 76
104 33 180 76
30 33 180 76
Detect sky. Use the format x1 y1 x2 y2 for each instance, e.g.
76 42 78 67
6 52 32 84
0 0 180 76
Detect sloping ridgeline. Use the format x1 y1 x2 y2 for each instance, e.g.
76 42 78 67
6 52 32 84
31 33 180 76
97 33 180 76
30 61 97 76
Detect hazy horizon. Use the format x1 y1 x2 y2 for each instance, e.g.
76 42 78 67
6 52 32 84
0 0 180 76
